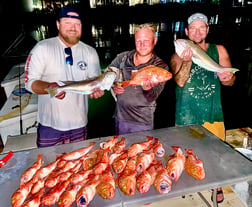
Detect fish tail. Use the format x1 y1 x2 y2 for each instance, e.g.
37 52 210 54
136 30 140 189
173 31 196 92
45 87 58 97
229 68 240 74
121 80 130 88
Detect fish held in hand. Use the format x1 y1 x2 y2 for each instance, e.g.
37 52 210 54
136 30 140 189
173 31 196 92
174 39 239 74
185 149 205 180
120 65 172 88
45 71 116 97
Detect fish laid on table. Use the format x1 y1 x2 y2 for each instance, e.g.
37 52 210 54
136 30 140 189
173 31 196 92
136 161 162 194
166 146 185 182
136 149 155 173
100 135 119 150
76 175 100 207
112 137 126 154
120 65 172 88
174 39 239 73
154 167 172 194
20 154 43 187
116 169 137 196
22 188 45 207
150 137 165 157
112 150 128 174
11 179 33 207
127 136 153 157
96 167 116 200
45 71 116 97
185 149 205 180
61 141 96 161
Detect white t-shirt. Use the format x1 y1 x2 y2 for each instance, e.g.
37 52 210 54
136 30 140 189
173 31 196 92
25 37 101 130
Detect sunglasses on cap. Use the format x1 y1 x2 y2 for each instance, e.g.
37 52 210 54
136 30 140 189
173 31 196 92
65 47 73 65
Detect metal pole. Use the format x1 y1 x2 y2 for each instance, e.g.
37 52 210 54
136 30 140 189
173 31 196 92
18 64 23 135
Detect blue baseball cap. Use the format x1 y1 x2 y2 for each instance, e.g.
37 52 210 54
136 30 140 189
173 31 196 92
58 6 82 20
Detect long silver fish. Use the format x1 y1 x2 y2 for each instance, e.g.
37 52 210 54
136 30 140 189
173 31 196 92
45 71 116 97
174 39 239 74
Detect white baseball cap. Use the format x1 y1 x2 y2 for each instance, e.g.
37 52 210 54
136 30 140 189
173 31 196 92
187 13 208 25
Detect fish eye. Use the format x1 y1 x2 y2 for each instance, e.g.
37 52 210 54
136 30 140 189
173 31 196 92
78 196 86 206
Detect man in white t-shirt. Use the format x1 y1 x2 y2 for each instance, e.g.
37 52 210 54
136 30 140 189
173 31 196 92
25 6 104 147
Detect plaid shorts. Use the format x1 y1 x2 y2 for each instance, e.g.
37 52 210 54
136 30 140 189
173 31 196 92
37 123 87 148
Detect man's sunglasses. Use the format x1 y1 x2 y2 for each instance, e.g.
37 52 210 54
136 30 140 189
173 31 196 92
65 47 73 65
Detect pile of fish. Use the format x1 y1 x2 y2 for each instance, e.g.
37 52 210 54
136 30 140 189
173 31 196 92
11 136 205 207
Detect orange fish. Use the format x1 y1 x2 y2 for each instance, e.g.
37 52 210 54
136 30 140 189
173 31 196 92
154 167 172 194
112 137 126 154
165 146 185 181
41 180 70 206
100 135 119 150
83 148 103 170
93 148 110 175
32 159 59 183
58 178 90 207
136 149 155 173
150 137 165 157
70 169 93 185
117 169 137 196
20 154 43 187
127 136 153 157
76 175 100 207
136 160 162 194
31 178 45 194
96 167 115 200
185 149 205 180
22 188 45 207
11 179 33 207
112 151 128 174
120 65 172 88
124 155 137 171
61 142 96 161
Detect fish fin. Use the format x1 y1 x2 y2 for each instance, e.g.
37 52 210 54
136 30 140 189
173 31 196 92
121 80 131 88
44 87 58 97
224 68 240 74
110 88 117 102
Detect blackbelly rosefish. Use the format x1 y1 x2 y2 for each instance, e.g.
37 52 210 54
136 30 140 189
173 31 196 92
174 39 239 74
45 71 116 97
120 65 172 88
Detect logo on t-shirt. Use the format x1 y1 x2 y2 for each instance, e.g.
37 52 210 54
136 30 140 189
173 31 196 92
77 61 87 70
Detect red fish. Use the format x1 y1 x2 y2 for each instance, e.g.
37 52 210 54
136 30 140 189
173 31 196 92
96 167 115 200
41 180 70 206
120 65 172 88
76 175 100 207
58 178 90 207
83 148 103 170
136 149 155 173
136 161 162 194
112 151 128 174
165 146 185 181
93 148 110 175
22 188 45 207
20 154 43 187
154 167 172 194
100 135 119 150
61 142 96 161
11 179 33 207
70 169 93 185
127 136 153 157
150 137 165 157
124 155 137 171
185 149 205 180
112 137 126 154
117 169 137 196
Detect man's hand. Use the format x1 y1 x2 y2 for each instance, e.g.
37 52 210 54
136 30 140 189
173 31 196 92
180 48 193 62
217 71 233 82
112 83 124 95
142 80 159 91
47 82 66 99
89 88 104 99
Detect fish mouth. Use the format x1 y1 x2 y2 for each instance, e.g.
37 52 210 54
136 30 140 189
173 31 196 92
77 196 87 207
159 182 171 193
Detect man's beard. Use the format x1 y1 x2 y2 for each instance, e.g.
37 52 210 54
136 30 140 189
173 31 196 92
59 30 81 45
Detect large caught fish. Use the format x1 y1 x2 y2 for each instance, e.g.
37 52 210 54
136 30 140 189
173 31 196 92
165 146 185 182
185 149 205 180
45 71 116 97
120 65 172 88
174 39 239 74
